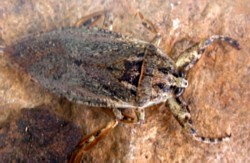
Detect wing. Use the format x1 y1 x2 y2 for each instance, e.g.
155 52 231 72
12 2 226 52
5 27 149 108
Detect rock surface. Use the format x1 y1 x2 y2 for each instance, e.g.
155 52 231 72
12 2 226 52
0 106 82 162
0 0 249 162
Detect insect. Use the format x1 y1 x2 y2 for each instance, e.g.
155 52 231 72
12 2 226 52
1 11 240 162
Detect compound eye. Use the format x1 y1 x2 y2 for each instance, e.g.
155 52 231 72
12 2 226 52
178 71 186 78
174 87 184 97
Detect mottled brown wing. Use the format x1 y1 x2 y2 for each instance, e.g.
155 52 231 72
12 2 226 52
5 27 148 108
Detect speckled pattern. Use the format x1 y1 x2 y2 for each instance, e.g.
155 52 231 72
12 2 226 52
0 0 249 162
0 106 82 162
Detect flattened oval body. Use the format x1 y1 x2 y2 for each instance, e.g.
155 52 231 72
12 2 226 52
4 27 176 108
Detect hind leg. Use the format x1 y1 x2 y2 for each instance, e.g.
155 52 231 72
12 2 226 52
69 119 118 163
166 96 231 143
69 108 137 163
175 35 240 71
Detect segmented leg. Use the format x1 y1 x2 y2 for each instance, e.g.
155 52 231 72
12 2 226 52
74 11 104 28
166 96 231 143
120 112 138 123
134 107 145 123
69 120 118 163
112 107 124 120
74 10 113 31
135 11 162 46
101 107 138 123
103 11 113 31
69 108 138 162
113 107 144 124
175 35 240 71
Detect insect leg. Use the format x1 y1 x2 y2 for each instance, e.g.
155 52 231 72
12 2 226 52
102 11 113 31
111 108 145 124
113 107 143 123
135 11 162 46
175 35 240 71
120 111 138 123
69 119 118 163
134 108 145 123
112 107 145 124
74 10 106 28
166 96 231 143
70 107 139 162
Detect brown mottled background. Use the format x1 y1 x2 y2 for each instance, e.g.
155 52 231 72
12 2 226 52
0 0 249 162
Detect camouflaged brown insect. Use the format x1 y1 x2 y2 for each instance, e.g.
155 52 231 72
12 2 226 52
1 11 240 162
